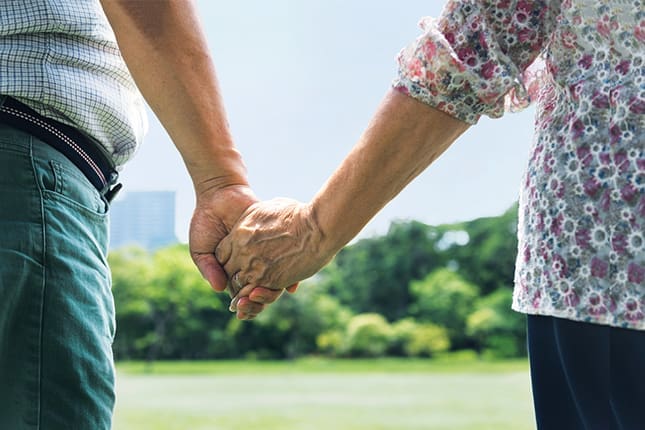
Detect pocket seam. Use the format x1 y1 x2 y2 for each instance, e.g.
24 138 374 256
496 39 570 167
48 160 63 194
42 190 108 220
33 156 107 217
31 154 109 219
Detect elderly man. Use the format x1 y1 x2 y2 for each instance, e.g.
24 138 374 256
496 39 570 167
0 1 264 428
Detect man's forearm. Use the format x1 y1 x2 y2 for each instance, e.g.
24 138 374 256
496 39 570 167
101 0 259 293
100 0 247 197
312 90 470 254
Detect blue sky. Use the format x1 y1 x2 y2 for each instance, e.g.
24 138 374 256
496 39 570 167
119 0 536 242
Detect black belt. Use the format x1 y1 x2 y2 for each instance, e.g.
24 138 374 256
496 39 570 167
0 96 122 202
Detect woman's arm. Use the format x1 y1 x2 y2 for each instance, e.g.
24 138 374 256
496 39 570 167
312 90 469 253
221 0 557 318
217 89 469 318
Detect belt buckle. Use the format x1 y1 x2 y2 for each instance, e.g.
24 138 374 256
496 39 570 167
103 172 122 203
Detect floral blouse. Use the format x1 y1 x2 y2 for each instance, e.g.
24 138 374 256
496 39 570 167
394 0 644 330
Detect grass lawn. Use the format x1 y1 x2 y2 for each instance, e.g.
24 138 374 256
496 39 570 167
113 355 535 430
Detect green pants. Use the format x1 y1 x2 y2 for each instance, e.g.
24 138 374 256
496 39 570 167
0 124 115 429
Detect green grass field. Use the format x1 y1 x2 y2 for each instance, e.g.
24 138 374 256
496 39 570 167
113 356 535 430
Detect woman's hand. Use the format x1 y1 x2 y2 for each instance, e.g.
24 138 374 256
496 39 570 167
215 197 335 318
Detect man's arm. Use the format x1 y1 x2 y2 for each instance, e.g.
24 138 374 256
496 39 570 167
218 89 470 319
99 0 259 293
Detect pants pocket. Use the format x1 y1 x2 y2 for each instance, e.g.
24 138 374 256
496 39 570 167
31 141 108 217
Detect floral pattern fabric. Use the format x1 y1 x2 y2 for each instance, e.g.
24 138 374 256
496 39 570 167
394 0 644 330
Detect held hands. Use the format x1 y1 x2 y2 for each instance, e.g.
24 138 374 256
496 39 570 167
188 185 328 320
189 185 287 315
215 197 335 319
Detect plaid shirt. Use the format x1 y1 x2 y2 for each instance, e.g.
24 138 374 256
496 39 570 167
0 0 147 166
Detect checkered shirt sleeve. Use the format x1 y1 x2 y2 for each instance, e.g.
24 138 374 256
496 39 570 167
0 0 147 166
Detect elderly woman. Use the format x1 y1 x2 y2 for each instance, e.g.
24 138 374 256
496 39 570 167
217 1 643 428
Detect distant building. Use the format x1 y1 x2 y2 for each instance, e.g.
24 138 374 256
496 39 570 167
109 191 178 251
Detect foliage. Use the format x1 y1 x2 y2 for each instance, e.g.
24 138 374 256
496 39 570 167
110 244 232 361
250 285 353 358
446 204 519 295
344 313 393 357
319 205 519 318
388 318 418 356
391 318 450 357
109 204 527 360
110 246 155 359
410 268 479 349
320 221 446 321
466 288 527 358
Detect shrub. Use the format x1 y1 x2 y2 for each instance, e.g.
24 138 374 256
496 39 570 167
345 313 392 357
391 319 450 357
466 289 526 358
316 330 345 356
404 323 451 357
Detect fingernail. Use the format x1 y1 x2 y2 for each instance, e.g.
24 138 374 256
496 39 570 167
229 295 240 312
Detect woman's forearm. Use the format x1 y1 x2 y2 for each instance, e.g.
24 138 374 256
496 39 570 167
312 89 470 254
218 89 470 305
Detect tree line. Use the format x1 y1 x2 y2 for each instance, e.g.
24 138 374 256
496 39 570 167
110 204 526 361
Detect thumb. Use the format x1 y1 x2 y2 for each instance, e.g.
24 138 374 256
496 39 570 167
192 252 228 292
215 233 233 267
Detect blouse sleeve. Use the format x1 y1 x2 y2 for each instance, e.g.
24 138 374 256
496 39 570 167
394 0 558 124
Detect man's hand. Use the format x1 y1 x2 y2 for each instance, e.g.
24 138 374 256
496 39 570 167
100 1 281 307
215 198 334 319
189 184 257 293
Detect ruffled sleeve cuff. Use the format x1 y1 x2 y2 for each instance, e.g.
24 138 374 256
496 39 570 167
393 11 536 125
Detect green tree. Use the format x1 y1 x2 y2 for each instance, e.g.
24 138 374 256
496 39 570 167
110 244 233 361
466 288 527 358
109 246 154 359
410 268 478 349
321 206 519 321
109 204 522 361
321 221 445 321
243 284 353 359
405 324 451 357
146 245 232 359
446 204 518 295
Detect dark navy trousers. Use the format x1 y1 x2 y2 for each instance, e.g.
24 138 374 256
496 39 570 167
527 315 645 430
